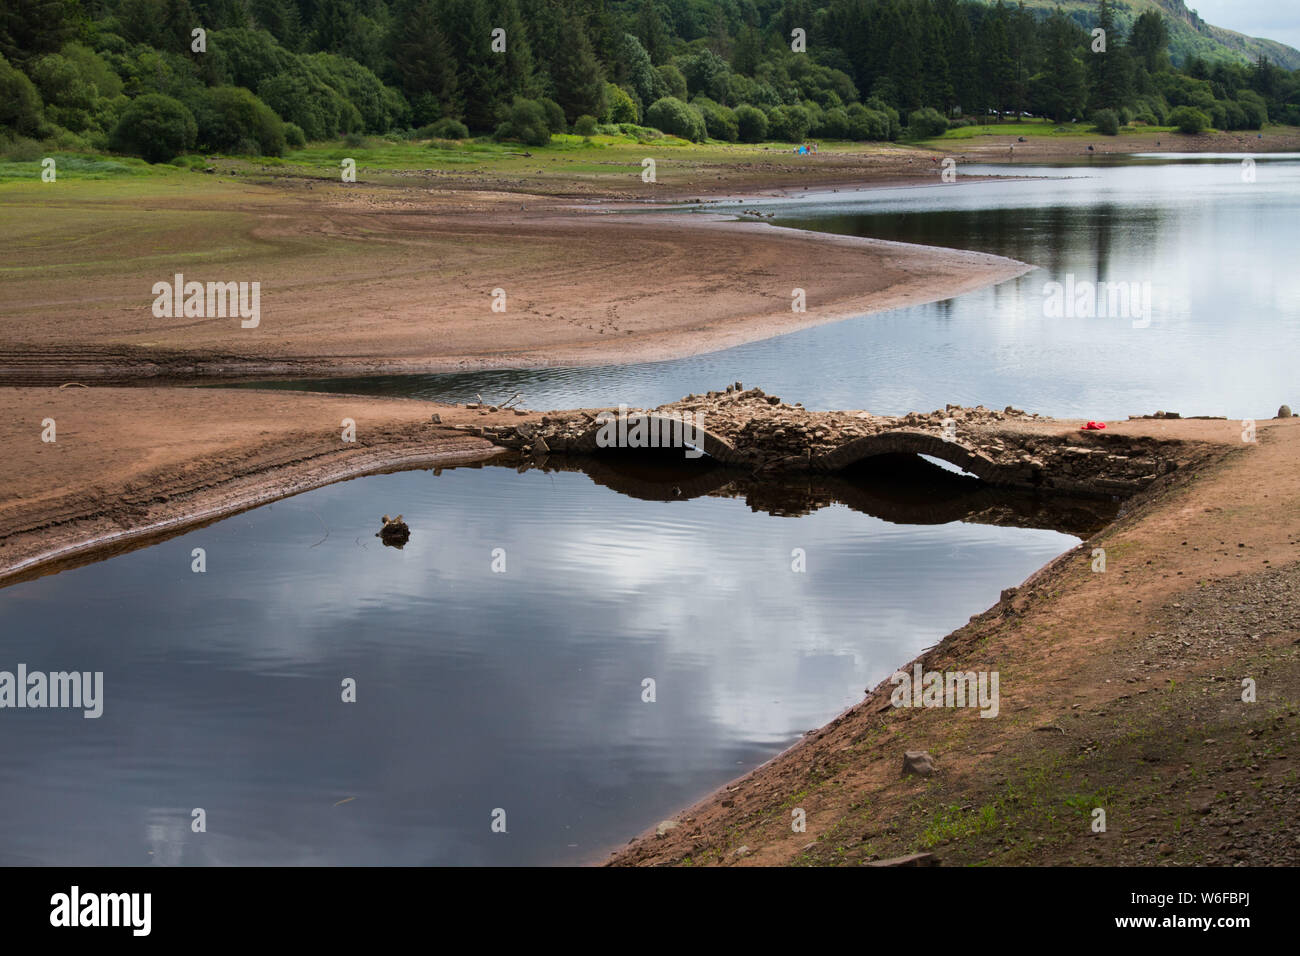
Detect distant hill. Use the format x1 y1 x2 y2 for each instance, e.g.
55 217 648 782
974 0 1300 70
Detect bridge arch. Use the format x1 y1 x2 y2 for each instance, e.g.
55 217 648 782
572 413 745 465
811 430 1028 487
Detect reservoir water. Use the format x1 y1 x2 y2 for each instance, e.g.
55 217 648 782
249 156 1300 419
0 458 1092 864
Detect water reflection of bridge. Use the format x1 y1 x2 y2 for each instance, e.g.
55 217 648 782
503 453 1118 537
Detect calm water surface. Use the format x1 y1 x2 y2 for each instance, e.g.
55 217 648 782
0 462 1082 864
247 156 1300 419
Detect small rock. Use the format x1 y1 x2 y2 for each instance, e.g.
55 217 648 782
731 845 751 858
376 514 410 546
430 413 441 424
902 750 935 778
531 436 550 456
655 820 678 837
1278 405 1293 418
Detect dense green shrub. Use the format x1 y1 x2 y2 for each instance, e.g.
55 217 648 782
1220 100 1246 131
306 54 407 133
844 101 899 141
0 135 45 161
656 64 687 101
906 107 949 138
0 54 44 136
493 97 551 147
1092 108 1120 135
734 104 768 143
120 49 201 101
1169 105 1210 134
283 121 306 148
257 69 359 141
110 93 197 163
187 86 286 156
1235 93 1267 130
420 117 468 139
645 96 705 142
767 104 811 143
816 106 851 139
604 84 638 124
573 114 598 136
538 97 566 134
693 97 737 141
868 98 903 139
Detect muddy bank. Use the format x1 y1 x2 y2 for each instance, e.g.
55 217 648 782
0 387 535 585
605 416 1300 866
0 183 1028 385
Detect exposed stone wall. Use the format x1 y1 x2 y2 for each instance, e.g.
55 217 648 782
453 385 1209 499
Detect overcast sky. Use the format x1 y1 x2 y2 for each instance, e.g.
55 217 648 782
1187 1 1300 53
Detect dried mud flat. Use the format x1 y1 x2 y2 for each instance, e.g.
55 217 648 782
0 165 1029 384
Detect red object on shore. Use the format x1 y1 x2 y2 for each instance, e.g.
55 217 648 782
1081 421 1107 430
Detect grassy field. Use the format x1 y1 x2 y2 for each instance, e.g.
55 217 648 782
0 130 905 191
931 120 1179 140
5 121 1292 196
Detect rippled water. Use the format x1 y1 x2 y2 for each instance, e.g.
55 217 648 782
242 156 1300 419
0 461 1085 865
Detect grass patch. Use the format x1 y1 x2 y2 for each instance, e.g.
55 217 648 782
921 121 1179 145
0 152 164 183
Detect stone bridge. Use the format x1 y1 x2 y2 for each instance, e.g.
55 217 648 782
470 385 1210 498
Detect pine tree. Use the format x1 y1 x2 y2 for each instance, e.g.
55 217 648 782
1087 0 1131 111
390 0 461 120
312 0 356 54
0 0 75 64
1033 8 1087 122
548 11 605 121
633 0 669 66
976 2 1016 119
